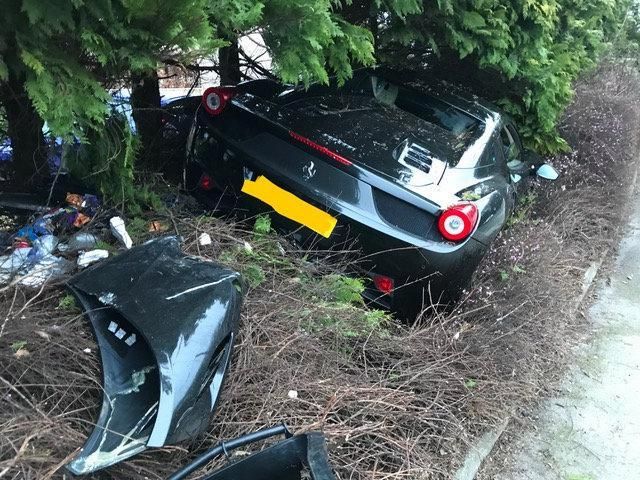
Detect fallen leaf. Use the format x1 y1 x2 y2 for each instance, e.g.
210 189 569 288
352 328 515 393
14 349 30 358
35 330 51 341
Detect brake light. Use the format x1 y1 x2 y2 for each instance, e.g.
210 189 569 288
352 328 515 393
289 131 352 166
438 203 478 242
198 174 214 190
373 275 394 294
202 87 236 115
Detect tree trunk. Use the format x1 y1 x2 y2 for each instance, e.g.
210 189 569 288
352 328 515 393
131 70 162 170
0 76 46 184
219 35 241 85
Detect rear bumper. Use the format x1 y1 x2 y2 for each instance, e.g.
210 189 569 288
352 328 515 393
336 214 488 315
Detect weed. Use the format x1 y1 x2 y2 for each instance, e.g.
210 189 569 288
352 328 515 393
127 217 150 242
218 248 238 265
507 192 538 227
253 214 272 236
303 305 389 341
323 275 365 305
461 191 482 201
363 309 390 329
499 264 527 282
94 240 116 253
57 294 78 312
10 340 26 352
464 378 478 389
512 265 527 274
243 264 266 288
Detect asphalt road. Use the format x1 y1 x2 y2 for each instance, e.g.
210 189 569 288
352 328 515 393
486 189 640 480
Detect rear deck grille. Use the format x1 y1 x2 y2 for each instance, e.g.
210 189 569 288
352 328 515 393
403 143 433 173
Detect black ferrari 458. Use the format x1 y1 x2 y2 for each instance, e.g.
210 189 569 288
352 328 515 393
183 68 557 319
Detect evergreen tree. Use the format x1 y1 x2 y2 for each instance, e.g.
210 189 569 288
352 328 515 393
375 0 633 152
0 0 215 181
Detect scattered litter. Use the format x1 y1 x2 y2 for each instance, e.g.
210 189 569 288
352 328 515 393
0 190 104 288
28 235 58 261
18 255 73 288
83 348 92 354
243 240 253 253
66 193 84 208
110 216 133 249
198 233 212 246
65 192 100 216
73 213 91 228
287 390 298 399
149 221 169 232
66 232 98 252
16 223 50 242
0 247 32 274
77 249 109 268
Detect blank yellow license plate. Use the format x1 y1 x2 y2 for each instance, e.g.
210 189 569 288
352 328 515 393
241 176 337 238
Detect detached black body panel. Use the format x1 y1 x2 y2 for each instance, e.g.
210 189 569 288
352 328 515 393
202 433 335 480
66 237 242 475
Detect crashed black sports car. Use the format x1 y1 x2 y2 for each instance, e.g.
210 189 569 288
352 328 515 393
184 68 557 318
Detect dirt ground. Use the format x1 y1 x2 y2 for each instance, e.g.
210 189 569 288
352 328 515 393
1 62 639 480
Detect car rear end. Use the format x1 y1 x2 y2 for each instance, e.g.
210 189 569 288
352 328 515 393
189 79 492 317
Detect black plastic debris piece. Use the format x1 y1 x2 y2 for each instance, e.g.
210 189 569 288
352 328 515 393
65 236 243 475
168 424 336 480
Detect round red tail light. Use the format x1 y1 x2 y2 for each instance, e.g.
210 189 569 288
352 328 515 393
202 87 236 115
438 203 478 242
373 274 394 295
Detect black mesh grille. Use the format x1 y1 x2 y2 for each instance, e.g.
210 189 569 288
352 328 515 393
373 189 438 240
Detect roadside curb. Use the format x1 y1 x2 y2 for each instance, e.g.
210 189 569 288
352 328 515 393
452 152 640 480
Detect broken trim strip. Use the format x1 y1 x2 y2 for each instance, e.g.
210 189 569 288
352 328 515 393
241 175 337 238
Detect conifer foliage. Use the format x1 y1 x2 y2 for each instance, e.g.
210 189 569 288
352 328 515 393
0 0 637 181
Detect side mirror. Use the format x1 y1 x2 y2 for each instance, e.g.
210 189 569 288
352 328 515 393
536 163 559 180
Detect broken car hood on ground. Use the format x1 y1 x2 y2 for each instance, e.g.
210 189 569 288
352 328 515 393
65 236 243 475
